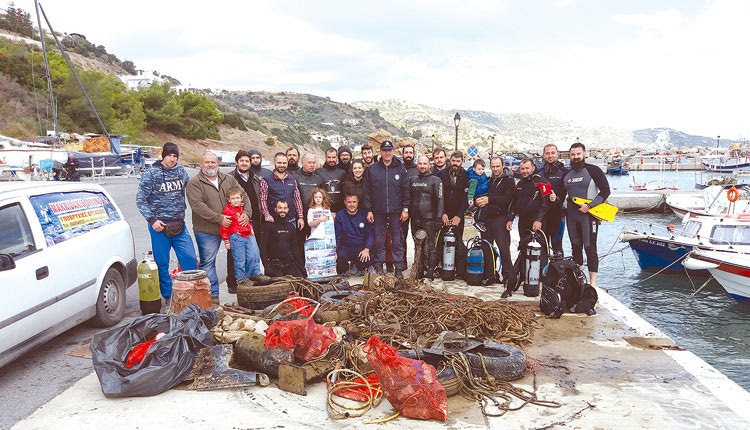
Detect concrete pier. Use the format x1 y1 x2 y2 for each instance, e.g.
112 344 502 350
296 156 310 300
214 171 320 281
11 282 750 429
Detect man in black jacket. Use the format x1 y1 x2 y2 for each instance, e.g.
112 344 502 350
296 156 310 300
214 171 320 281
476 157 515 291
363 140 411 278
536 144 569 256
506 158 551 234
259 200 304 277
293 153 324 258
337 146 353 173
286 146 301 175
402 144 418 178
316 148 346 213
410 155 444 279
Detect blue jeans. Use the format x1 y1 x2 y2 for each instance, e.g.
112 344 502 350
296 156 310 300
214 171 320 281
148 223 197 299
373 213 406 271
195 232 223 297
229 233 262 280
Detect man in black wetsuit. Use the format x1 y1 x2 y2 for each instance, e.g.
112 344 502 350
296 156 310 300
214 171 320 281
536 144 569 257
410 155 444 279
563 142 610 287
506 158 551 234
316 148 346 213
477 157 515 291
259 200 304 277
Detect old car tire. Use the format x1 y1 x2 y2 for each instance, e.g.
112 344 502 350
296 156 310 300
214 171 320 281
320 290 364 306
465 340 526 381
236 281 295 310
91 268 125 327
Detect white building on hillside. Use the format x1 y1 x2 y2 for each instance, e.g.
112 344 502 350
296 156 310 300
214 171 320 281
118 70 164 90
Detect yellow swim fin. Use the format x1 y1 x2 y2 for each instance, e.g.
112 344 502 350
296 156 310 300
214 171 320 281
571 197 618 222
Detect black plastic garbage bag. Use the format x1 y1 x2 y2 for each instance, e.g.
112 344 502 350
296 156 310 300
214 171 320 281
90 304 220 398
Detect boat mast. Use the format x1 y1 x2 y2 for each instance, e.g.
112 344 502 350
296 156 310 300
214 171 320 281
37 1 113 151
34 0 57 138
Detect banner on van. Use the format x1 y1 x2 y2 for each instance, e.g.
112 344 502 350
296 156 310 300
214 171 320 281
30 191 121 245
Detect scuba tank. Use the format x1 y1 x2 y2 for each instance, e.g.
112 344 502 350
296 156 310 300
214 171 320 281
137 251 161 314
442 226 456 281
465 237 484 286
524 235 542 297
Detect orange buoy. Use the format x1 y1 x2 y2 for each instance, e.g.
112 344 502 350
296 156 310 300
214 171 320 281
727 187 740 202
641 156 644 164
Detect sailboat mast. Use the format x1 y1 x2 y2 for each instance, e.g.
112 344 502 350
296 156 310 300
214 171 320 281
37 1 113 151
34 0 57 137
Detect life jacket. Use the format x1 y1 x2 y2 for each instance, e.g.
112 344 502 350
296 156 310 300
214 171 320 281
465 237 500 286
539 257 598 319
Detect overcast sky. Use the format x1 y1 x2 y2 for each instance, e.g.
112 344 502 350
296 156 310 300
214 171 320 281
29 0 750 138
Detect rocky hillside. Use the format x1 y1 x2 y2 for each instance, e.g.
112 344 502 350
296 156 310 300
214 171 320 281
214 91 406 147
353 100 735 151
632 128 734 148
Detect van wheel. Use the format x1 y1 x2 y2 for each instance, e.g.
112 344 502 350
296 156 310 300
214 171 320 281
92 268 125 327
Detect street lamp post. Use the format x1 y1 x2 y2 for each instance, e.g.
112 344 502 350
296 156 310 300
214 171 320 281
489 135 495 159
431 134 436 154
454 112 461 151
717 135 720 148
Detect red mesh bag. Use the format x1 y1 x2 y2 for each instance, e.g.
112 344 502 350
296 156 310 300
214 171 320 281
363 336 448 421
264 318 337 362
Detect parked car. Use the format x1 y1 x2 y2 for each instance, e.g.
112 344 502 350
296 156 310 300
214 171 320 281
0 182 136 368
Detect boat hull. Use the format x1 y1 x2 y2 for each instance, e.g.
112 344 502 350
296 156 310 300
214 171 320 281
627 237 706 275
686 252 750 302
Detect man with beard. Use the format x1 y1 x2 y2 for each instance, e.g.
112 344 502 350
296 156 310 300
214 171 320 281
402 144 418 177
506 158 551 234
563 141 610 288
187 151 251 304
249 149 272 180
410 155 444 279
431 148 448 176
286 146 301 174
363 140 410 278
136 142 197 307
361 144 375 168
439 151 470 274
337 146 353 173
259 153 305 232
225 150 265 294
536 143 569 256
316 147 346 212
476 157 515 294
259 200 304 277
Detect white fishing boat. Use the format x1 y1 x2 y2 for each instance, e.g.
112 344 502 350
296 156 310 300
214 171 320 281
700 143 750 171
621 215 750 276
0 135 68 181
665 185 750 218
684 248 750 302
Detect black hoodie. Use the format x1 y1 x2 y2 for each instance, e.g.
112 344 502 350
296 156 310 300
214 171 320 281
315 163 347 212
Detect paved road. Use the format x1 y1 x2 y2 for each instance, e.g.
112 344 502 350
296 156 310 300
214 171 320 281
0 170 235 429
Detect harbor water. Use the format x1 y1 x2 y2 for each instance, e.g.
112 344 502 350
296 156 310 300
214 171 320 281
594 169 750 391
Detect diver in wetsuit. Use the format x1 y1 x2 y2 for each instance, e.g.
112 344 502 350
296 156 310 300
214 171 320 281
563 141 610 288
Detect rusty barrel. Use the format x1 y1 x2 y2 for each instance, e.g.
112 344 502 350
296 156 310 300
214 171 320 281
171 270 211 313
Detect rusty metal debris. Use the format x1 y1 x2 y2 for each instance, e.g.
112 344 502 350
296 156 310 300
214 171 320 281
188 344 269 391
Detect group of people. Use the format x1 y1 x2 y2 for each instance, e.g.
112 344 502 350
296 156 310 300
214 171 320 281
135 138 609 308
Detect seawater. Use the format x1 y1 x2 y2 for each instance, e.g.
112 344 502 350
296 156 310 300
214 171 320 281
591 169 750 391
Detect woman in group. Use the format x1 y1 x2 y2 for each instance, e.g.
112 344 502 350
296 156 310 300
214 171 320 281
341 158 366 202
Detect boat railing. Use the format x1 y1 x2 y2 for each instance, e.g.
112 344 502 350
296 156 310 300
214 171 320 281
629 219 701 239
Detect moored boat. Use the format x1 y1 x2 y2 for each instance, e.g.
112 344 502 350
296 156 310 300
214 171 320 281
620 215 750 275
684 248 750 302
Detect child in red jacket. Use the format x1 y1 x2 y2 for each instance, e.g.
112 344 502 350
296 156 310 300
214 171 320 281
221 187 262 281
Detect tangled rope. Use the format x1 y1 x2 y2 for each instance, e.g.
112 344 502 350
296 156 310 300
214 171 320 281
342 283 537 346
443 351 561 417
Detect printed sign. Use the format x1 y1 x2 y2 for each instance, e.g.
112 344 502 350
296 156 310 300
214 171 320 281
467 145 478 157
29 191 120 245
304 214 337 279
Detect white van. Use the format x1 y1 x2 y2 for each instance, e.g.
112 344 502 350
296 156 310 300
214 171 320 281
0 182 136 368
